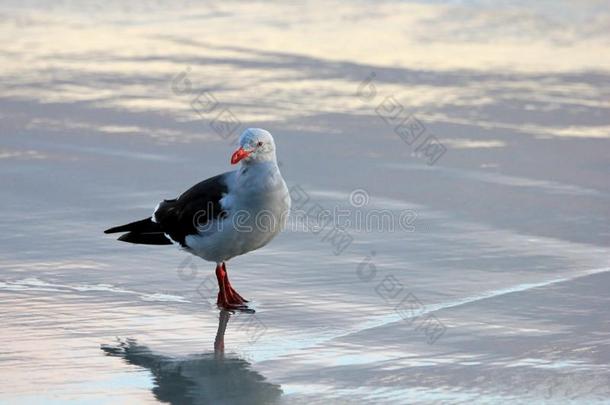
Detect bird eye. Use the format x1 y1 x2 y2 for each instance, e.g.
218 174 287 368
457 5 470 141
257 141 263 147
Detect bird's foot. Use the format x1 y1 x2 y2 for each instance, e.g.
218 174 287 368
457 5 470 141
227 286 249 303
217 303 250 311
221 263 248 303
216 302 253 312
217 291 251 311
215 262 250 311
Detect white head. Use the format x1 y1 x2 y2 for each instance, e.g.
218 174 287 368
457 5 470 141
231 128 277 165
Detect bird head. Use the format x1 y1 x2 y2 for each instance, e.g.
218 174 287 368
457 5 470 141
231 128 277 165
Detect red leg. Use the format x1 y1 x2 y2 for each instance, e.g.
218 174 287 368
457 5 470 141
222 262 248 303
215 263 247 310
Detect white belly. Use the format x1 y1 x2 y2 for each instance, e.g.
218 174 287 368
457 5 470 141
184 183 290 263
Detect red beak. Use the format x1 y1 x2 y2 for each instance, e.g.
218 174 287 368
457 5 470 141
231 147 251 164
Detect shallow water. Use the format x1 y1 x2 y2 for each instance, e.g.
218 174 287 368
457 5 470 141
1 1 610 403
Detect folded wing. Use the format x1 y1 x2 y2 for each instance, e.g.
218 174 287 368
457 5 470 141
104 173 230 247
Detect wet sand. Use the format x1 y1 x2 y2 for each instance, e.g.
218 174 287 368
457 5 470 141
1 1 609 403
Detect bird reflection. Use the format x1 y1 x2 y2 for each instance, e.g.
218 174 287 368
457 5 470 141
101 310 282 405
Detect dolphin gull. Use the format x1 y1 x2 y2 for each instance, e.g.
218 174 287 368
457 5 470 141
104 128 291 310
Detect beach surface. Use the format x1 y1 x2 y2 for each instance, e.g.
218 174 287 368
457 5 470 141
1 1 609 403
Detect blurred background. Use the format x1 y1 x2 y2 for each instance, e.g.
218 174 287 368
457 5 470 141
1 1 609 403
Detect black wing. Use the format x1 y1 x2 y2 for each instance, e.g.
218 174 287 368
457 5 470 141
105 172 230 247
153 173 229 246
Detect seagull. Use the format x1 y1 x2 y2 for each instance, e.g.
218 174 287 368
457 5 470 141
104 128 291 310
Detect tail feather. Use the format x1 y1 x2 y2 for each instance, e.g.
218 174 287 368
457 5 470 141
118 232 172 245
104 217 159 234
105 217 172 245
